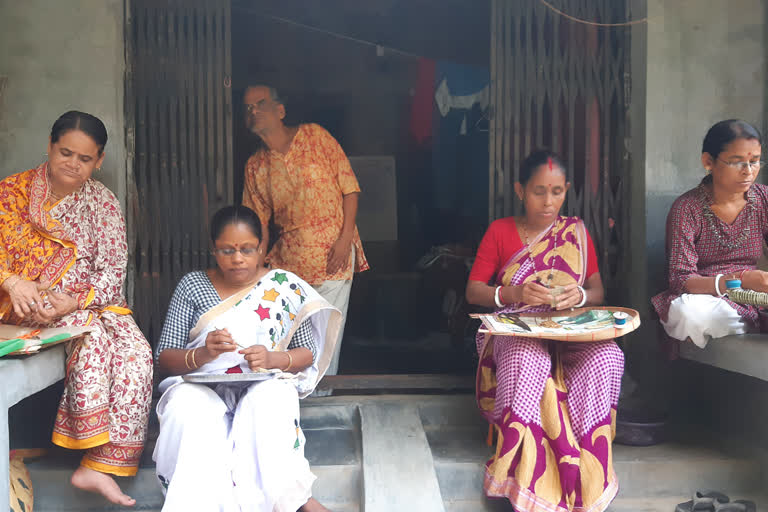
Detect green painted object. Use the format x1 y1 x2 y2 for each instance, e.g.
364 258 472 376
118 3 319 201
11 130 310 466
0 339 26 358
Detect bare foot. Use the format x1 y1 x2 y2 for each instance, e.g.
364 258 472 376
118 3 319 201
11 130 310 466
71 466 136 507
300 497 331 512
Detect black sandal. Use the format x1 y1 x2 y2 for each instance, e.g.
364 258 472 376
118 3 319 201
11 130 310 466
715 500 756 512
676 491 730 512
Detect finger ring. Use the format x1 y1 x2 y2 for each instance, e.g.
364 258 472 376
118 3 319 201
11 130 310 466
28 301 36 307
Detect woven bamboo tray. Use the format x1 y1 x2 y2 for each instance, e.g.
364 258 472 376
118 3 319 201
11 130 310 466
471 306 640 342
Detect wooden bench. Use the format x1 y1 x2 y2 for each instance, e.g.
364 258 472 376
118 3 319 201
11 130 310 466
0 345 66 505
679 333 768 382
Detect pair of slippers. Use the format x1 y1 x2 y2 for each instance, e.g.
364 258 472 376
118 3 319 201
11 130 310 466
676 491 756 512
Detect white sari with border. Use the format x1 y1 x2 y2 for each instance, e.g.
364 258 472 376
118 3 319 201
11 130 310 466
154 269 341 512
158 269 341 397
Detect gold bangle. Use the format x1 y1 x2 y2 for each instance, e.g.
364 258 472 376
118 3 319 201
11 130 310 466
283 351 292 372
191 347 199 369
184 349 192 370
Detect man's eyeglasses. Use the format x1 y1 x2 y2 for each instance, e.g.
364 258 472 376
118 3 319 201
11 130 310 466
244 99 271 114
717 158 766 172
212 247 260 257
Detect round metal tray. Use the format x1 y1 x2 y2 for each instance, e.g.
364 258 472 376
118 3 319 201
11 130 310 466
182 370 280 384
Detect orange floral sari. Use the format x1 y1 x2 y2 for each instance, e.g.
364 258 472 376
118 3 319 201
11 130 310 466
0 166 78 317
0 164 153 476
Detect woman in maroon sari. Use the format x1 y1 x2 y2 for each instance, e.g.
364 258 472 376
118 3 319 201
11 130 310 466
466 150 624 512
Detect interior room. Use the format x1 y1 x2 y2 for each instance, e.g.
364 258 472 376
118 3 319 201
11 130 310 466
231 0 492 375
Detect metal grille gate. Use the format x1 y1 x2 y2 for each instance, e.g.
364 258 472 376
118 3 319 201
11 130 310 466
489 0 632 298
127 0 233 342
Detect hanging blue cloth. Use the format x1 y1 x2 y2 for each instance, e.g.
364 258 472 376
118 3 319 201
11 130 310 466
430 61 489 232
435 61 489 97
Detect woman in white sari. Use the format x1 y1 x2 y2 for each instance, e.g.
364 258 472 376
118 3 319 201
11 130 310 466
153 205 340 512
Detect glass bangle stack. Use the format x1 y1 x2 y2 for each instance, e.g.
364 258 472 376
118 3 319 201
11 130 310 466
725 279 768 306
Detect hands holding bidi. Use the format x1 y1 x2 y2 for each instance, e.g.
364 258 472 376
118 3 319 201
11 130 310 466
183 327 295 372
496 280 587 311
1 276 78 322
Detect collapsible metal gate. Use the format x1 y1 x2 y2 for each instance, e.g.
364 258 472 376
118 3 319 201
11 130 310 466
126 0 233 341
489 0 632 296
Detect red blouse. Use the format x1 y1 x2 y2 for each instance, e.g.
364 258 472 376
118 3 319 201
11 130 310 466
469 216 600 285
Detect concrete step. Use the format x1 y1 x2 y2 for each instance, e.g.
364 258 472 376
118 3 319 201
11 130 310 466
102 507 363 512
416 394 765 509
445 494 767 512
359 402 444 512
443 497 509 511
25 464 162 511
607 497 688 512
26 412 363 512
427 424 762 502
18 394 767 511
614 441 762 497
441 497 690 512
128 507 362 512
26 463 360 511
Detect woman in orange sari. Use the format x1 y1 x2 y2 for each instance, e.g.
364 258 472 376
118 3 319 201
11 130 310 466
0 111 152 507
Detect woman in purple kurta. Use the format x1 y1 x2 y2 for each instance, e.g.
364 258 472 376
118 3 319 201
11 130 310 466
652 119 768 347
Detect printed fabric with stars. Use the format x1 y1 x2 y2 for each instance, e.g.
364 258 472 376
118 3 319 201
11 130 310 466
155 270 316 361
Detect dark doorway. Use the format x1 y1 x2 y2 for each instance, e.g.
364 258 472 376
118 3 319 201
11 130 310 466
230 0 492 375
126 0 632 379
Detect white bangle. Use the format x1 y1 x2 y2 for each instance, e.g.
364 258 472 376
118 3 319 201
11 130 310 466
714 274 725 297
494 286 504 308
575 286 587 308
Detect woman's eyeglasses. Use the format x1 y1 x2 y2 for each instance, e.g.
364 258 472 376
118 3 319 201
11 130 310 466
212 247 260 257
717 158 766 171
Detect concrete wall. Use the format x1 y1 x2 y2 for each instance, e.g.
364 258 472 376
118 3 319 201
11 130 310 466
643 0 765 293
630 0 768 471
0 0 126 208
624 0 765 381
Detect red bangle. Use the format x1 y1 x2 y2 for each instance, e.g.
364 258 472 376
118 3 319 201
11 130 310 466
739 269 747 281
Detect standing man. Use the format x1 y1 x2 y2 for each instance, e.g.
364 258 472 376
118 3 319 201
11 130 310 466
242 85 369 381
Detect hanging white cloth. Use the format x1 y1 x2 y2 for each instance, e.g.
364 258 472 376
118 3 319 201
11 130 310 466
434 77 490 117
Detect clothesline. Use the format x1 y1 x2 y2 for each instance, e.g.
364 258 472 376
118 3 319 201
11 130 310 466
537 0 647 27
234 3 651 58
231 6 422 59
